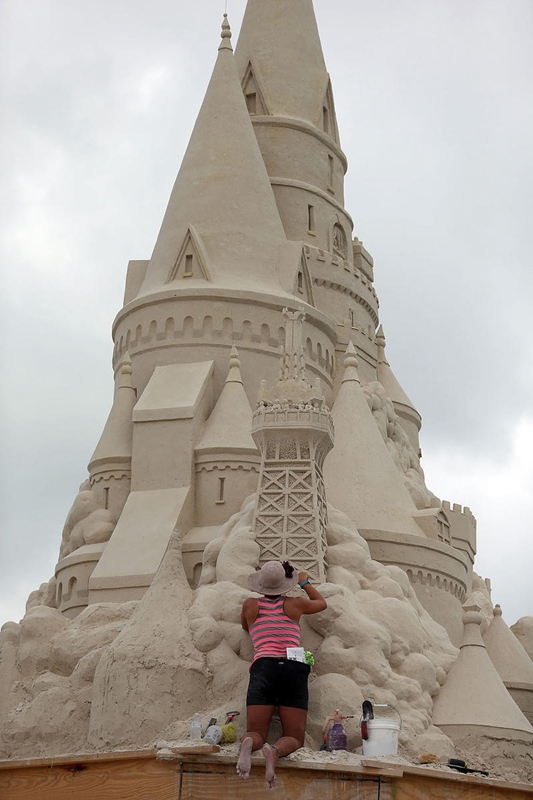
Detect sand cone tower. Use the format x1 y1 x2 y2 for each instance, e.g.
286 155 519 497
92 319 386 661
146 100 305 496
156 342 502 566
484 604 533 724
376 325 421 455
114 12 336 407
433 604 533 742
183 347 260 585
87 353 136 522
324 341 422 538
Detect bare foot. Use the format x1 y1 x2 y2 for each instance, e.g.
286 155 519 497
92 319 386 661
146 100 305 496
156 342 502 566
236 737 254 779
262 743 278 789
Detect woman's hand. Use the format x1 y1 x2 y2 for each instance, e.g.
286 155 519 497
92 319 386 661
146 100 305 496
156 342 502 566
286 572 327 620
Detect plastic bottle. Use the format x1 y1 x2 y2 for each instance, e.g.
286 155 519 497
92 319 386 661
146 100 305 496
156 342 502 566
190 712 202 740
328 722 347 751
203 724 222 745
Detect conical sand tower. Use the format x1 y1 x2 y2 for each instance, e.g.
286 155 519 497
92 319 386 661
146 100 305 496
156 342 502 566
484 605 533 724
433 604 533 745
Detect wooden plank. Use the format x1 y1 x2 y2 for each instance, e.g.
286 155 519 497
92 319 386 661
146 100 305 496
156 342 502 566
363 759 533 795
393 771 533 800
0 749 157 771
180 761 385 800
1 752 532 800
0 756 179 800
158 751 404 777
402 764 533 794
157 745 221 758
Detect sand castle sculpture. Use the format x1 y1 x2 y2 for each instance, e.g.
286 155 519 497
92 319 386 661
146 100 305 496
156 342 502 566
1 0 532 780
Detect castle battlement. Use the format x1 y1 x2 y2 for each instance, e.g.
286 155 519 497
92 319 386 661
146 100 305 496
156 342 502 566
442 499 477 568
304 244 380 331
111 297 337 404
252 403 333 431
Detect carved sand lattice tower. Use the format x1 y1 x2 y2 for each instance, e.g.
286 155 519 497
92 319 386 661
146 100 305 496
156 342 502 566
251 309 334 583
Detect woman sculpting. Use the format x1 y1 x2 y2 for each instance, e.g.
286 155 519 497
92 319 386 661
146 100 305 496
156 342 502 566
236 560 327 788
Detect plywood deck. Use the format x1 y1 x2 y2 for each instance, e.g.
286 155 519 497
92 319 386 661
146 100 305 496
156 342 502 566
0 749 532 800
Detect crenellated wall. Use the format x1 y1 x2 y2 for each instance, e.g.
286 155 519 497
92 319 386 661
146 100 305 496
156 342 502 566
305 243 379 329
442 500 477 575
112 291 337 406
55 543 107 618
89 470 131 525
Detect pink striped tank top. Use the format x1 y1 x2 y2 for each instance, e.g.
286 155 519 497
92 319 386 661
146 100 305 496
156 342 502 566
249 596 301 664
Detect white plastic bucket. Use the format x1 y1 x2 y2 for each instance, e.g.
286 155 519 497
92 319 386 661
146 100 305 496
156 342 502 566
361 719 400 757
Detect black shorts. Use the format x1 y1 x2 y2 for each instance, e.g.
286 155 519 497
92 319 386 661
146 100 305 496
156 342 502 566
246 657 311 710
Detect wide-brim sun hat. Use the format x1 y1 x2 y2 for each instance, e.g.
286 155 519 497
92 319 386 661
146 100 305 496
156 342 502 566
248 561 299 595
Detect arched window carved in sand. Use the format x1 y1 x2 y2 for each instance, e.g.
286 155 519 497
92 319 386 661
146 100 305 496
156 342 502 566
332 223 348 259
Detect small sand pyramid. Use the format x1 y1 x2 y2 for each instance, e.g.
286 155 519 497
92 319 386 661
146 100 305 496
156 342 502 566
484 605 533 724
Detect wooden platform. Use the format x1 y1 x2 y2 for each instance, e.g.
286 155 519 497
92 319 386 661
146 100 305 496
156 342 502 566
1 748 532 799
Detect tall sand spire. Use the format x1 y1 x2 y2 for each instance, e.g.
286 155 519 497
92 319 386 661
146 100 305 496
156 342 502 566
235 0 332 126
323 342 423 537
141 15 288 296
234 0 350 250
376 325 422 453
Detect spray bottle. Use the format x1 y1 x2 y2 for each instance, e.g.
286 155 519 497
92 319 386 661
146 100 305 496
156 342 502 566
323 709 355 751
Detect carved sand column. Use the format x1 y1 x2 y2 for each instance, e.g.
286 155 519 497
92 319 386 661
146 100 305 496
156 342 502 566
251 309 334 583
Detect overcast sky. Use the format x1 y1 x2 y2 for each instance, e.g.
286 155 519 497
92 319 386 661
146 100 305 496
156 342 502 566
1 0 532 628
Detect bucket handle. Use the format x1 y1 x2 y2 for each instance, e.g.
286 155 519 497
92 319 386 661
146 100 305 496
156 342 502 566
360 704 402 729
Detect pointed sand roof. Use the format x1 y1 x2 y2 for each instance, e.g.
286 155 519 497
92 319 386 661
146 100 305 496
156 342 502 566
141 16 289 297
235 0 333 127
484 605 533 686
88 355 136 473
195 347 258 456
323 343 423 537
433 604 533 736
376 326 419 416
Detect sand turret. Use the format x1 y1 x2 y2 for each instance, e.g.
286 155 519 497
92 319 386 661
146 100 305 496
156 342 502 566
87 354 136 522
235 0 351 256
112 14 337 416
376 325 422 454
195 347 257 458
324 342 473 644
142 14 288 297
433 604 533 743
183 348 260 585
324 342 422 538
52 356 137 618
236 0 333 125
484 604 533 724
